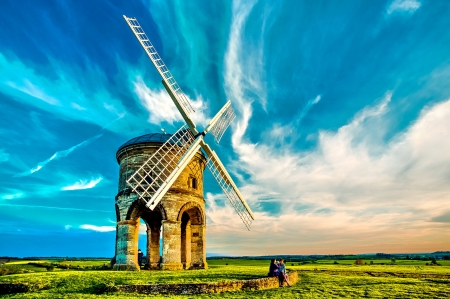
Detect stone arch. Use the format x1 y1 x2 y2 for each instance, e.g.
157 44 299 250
126 198 167 221
122 198 167 270
177 202 205 225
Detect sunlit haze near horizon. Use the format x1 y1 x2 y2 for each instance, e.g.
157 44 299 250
0 0 449 257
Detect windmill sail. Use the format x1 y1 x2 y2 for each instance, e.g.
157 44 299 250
126 125 198 209
201 141 254 230
123 15 196 131
205 101 236 144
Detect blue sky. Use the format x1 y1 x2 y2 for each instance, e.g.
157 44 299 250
1 0 449 257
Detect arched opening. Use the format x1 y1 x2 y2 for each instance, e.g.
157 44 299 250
179 204 204 269
126 201 166 270
141 209 163 270
181 212 191 269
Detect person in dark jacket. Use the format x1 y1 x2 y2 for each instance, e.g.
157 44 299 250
268 259 279 277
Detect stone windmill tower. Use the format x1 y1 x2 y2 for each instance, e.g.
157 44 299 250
112 16 255 271
114 134 207 270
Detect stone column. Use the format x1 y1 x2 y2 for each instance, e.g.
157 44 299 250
160 220 183 270
190 224 207 269
113 220 140 271
148 225 161 269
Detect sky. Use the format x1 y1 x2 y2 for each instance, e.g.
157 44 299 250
0 0 449 257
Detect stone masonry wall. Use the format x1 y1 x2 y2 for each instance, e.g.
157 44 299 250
113 271 299 295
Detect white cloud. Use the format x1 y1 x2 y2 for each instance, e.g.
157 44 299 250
133 77 210 128
206 96 450 254
387 0 421 15
61 177 103 191
225 0 264 146
80 224 115 232
0 148 9 163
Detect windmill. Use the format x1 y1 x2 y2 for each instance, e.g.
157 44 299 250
123 15 254 230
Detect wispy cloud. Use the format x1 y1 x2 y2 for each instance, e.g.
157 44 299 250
225 0 261 145
387 0 421 15
80 224 115 232
6 79 60 105
296 95 321 124
1 192 24 200
0 204 110 212
61 177 103 191
133 77 210 128
0 53 142 135
0 148 9 163
14 134 102 177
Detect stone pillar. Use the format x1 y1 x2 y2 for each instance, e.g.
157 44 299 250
160 220 183 270
113 220 140 271
148 225 161 269
190 224 207 269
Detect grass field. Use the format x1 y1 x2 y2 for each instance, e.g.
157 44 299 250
1 259 449 298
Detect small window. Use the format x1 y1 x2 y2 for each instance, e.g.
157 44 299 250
188 176 197 189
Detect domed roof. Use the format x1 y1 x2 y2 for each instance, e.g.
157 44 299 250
117 133 171 152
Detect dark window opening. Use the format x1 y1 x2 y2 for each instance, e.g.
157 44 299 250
188 177 197 189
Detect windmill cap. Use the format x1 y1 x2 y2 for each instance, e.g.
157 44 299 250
117 133 171 153
116 131 205 163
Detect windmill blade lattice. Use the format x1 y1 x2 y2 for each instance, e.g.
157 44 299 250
209 103 236 144
123 16 195 118
126 125 195 207
206 151 254 230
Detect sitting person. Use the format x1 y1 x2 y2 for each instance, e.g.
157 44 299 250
268 259 279 277
278 259 291 287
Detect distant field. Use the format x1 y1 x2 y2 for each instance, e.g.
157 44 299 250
1 258 449 298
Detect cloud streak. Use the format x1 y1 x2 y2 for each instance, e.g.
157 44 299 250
1 193 24 200
0 204 110 212
61 177 103 191
387 0 421 15
14 134 102 177
296 95 321 124
80 224 115 232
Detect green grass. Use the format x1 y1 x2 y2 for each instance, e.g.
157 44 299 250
1 259 449 298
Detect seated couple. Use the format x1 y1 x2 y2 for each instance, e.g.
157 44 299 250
268 259 291 287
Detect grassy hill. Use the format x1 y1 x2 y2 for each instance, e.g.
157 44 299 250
1 258 449 298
